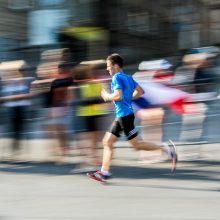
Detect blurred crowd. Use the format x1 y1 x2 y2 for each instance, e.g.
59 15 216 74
0 46 220 169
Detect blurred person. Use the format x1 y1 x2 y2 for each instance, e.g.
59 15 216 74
133 61 167 160
132 80 190 162
0 61 34 158
72 63 111 173
172 53 209 93
161 55 201 143
31 48 77 134
87 54 178 182
171 52 198 121
34 48 75 94
172 52 218 142
171 53 210 109
133 59 189 162
132 60 173 162
193 53 217 94
46 62 75 160
23 49 78 162
32 49 64 121
36 49 62 79
192 53 219 142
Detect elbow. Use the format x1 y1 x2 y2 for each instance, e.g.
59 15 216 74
137 90 145 97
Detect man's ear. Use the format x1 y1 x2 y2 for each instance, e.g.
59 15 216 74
114 63 119 68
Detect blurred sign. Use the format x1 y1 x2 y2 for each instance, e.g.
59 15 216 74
62 27 107 41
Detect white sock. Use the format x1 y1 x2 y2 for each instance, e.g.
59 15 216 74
101 169 111 176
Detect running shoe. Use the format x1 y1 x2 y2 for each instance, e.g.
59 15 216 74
87 170 111 182
168 139 178 172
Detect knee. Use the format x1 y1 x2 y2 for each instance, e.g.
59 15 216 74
102 138 113 149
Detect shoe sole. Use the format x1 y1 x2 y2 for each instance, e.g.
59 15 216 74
168 139 178 172
87 172 106 183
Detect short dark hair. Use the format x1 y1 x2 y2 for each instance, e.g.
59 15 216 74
107 53 124 68
58 62 73 74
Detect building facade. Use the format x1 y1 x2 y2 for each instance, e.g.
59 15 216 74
0 0 220 64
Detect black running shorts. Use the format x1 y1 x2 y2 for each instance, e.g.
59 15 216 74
109 113 138 140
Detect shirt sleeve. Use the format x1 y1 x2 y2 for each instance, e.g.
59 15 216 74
112 75 123 91
132 78 138 89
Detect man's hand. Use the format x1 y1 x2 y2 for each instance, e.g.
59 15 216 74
101 89 111 101
101 88 122 102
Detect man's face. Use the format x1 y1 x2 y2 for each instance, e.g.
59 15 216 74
106 60 116 76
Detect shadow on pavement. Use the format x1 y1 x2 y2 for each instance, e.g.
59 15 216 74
0 160 219 185
111 162 220 182
0 161 75 176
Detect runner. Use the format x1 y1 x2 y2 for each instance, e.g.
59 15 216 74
87 54 178 182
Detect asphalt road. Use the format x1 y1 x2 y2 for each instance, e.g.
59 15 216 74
0 143 219 220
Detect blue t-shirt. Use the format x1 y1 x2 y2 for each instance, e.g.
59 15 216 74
111 71 138 118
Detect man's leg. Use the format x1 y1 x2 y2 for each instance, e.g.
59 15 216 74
86 131 118 182
129 136 178 172
129 135 166 153
101 131 118 172
120 113 170 160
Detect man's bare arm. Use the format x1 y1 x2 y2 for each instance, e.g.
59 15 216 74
132 85 145 100
101 89 122 102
